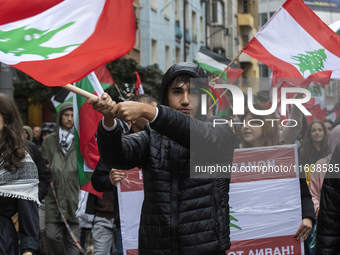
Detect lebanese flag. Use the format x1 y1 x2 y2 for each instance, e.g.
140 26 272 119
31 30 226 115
326 105 339 121
0 0 135 86
196 46 243 84
73 72 104 197
305 83 327 124
242 0 340 82
135 72 144 95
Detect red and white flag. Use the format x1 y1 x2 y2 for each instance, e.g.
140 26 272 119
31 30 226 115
304 83 327 123
243 0 340 81
0 0 135 86
135 71 144 95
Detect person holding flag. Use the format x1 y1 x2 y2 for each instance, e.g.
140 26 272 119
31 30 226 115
88 62 238 255
40 102 80 255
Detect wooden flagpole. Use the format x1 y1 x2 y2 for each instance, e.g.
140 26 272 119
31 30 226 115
63 83 124 100
217 50 243 78
63 84 95 99
208 50 243 113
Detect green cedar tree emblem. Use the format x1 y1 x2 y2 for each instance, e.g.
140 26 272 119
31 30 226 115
308 83 322 97
229 206 242 230
0 22 79 59
291 49 327 76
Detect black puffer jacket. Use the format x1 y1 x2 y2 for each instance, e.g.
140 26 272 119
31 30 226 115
315 143 340 254
97 62 237 255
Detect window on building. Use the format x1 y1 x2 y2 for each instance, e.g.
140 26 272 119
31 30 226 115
165 45 171 70
164 0 170 19
269 12 275 18
207 25 211 48
259 64 269 77
185 2 189 29
176 47 181 63
259 13 268 28
200 16 204 42
175 0 180 21
212 1 223 25
152 39 157 64
242 34 249 47
151 0 157 11
242 0 248 13
192 11 197 43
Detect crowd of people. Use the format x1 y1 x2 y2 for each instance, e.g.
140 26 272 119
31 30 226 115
1 62 340 255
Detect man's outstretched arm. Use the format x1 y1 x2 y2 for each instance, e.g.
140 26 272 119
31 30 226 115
88 94 152 170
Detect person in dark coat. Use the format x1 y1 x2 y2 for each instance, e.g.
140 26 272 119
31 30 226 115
88 62 238 255
88 94 158 255
315 142 340 254
24 139 50 202
0 93 40 255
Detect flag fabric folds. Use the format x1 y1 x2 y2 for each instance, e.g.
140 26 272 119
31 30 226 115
211 75 232 117
135 72 144 95
73 72 104 197
51 65 114 112
0 0 135 86
243 0 340 81
196 46 243 84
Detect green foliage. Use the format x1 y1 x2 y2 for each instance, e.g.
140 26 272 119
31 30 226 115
14 69 61 105
14 57 164 104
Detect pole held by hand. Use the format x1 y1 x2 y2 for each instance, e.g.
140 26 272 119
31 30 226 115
63 84 96 99
218 51 243 78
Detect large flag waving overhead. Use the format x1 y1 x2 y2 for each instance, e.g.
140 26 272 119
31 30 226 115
73 72 104 197
196 46 243 84
242 0 340 81
0 0 135 86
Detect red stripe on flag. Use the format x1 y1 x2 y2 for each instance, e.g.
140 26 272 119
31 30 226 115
243 38 303 79
120 168 144 192
14 0 135 86
226 68 244 85
228 235 301 254
79 94 103 170
0 0 63 26
284 0 340 59
94 65 114 85
81 181 102 198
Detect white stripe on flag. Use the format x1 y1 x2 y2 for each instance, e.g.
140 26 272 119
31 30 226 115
229 178 301 241
196 52 227 71
257 7 340 78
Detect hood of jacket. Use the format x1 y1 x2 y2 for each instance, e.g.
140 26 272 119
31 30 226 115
23 125 33 141
160 62 208 120
56 102 73 136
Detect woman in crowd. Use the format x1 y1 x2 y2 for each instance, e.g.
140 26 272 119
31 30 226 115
309 125 340 216
240 102 315 254
299 120 329 186
323 119 333 140
0 93 40 255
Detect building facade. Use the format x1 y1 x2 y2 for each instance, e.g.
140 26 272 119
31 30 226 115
238 0 260 93
140 0 206 72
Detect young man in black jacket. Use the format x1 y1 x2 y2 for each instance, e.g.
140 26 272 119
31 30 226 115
88 62 237 255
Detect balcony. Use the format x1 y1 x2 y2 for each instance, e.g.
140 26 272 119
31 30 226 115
175 21 182 40
238 13 254 28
